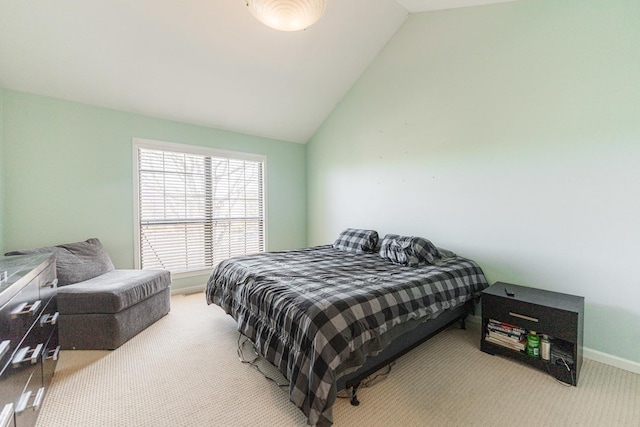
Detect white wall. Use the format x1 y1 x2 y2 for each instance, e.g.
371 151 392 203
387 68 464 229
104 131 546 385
307 0 640 364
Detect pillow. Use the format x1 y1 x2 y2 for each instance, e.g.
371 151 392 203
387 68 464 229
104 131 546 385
333 228 379 253
409 236 441 265
379 234 440 267
5 238 115 286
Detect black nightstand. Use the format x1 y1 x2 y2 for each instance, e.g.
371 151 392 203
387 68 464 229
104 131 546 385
480 282 584 386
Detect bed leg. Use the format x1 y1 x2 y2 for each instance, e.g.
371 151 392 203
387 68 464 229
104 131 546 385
460 301 474 330
350 385 360 406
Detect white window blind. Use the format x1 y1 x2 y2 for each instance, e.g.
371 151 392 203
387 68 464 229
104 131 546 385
135 143 265 274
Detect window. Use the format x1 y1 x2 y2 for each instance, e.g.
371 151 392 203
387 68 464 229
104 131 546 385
133 139 265 275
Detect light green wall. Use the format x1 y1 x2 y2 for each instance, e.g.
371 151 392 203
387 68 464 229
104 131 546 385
3 90 307 291
307 0 640 363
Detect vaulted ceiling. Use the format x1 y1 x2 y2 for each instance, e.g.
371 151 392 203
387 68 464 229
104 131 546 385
0 1 518 143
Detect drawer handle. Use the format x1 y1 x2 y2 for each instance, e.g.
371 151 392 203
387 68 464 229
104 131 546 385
46 345 61 361
0 340 10 359
15 387 45 414
41 278 58 289
10 300 42 319
32 387 45 411
40 311 60 326
509 312 539 323
15 391 31 414
12 346 29 366
12 343 44 367
1 403 13 427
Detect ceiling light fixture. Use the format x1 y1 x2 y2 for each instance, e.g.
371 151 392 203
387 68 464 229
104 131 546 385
246 0 327 32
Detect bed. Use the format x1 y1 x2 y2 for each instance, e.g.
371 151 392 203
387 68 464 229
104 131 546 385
206 231 489 426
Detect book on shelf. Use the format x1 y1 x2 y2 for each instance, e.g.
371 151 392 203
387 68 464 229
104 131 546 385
485 334 527 351
488 319 526 335
487 329 522 343
485 318 528 351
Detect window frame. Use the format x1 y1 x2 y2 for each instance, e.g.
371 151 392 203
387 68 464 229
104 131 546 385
132 137 268 278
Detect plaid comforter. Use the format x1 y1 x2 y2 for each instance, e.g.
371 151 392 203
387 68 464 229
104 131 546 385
206 245 488 426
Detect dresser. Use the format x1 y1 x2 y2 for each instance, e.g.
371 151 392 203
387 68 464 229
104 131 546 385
1 254 59 427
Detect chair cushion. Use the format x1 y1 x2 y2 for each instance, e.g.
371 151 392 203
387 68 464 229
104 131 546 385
5 238 115 286
57 269 171 314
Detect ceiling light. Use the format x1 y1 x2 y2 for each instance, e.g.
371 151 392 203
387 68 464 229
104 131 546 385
246 0 327 32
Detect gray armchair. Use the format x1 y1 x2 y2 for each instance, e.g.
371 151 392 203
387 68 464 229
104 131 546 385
6 238 171 350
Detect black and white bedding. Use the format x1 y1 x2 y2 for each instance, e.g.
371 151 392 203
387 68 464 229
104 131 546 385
206 244 488 426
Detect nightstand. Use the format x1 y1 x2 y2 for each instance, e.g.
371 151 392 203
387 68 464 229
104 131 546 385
480 282 584 386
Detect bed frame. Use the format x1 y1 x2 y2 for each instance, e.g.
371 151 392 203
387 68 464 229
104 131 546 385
336 299 476 406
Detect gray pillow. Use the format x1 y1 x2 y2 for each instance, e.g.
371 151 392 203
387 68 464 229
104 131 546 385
5 238 115 286
333 228 379 253
379 234 441 267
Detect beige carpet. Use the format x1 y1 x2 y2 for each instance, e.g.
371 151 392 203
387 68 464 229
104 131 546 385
37 292 640 427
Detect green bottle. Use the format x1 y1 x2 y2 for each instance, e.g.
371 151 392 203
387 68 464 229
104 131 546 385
527 331 540 358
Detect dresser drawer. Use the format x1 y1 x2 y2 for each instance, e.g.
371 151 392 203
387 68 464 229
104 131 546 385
0 324 44 426
0 282 43 371
483 294 578 342
13 371 44 427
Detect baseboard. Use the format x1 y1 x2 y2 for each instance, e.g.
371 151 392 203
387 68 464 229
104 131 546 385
583 347 640 375
467 314 640 375
171 284 206 296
